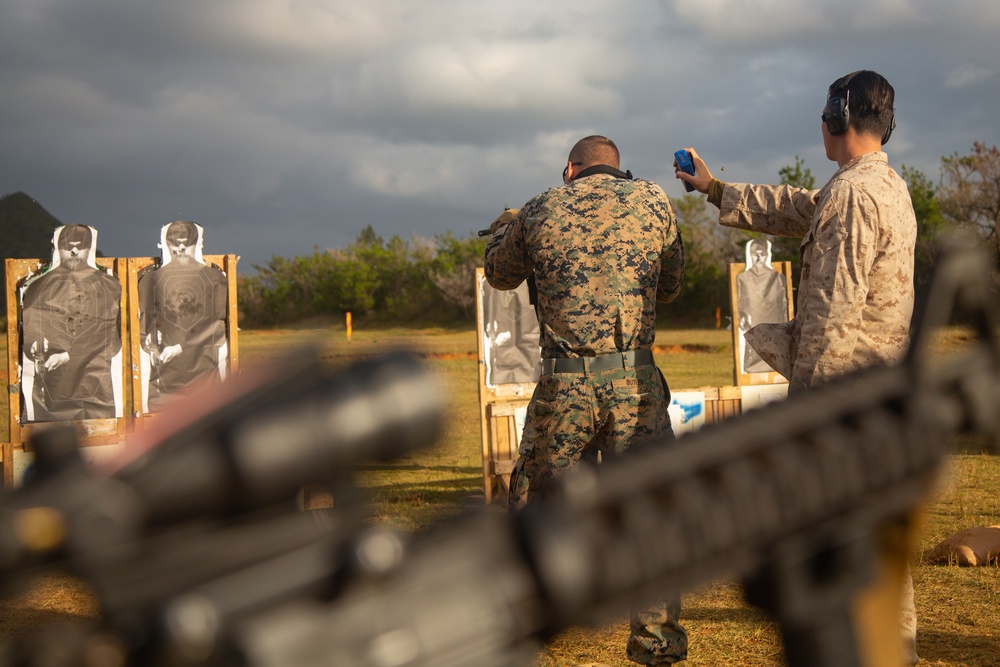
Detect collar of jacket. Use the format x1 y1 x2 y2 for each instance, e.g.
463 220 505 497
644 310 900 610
571 164 633 181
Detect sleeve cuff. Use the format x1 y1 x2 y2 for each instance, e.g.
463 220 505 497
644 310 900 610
708 178 726 208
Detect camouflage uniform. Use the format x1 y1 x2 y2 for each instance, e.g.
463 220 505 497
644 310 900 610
715 152 915 395
713 150 918 665
485 171 688 665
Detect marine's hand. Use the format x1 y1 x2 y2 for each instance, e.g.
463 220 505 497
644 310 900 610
490 208 518 235
675 148 713 194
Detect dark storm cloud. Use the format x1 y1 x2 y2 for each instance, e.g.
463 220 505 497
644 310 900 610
1 0 997 269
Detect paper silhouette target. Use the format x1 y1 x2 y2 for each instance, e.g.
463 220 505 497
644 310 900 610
137 221 229 412
19 224 123 421
730 239 794 385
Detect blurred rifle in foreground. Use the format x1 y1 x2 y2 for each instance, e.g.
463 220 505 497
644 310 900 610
0 349 446 666
1 237 998 667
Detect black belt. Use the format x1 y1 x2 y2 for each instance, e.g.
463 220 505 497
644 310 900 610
540 349 655 375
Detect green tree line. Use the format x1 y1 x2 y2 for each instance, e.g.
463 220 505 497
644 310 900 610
232 141 998 328
238 227 486 328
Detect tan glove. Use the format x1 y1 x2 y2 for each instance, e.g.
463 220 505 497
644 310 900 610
490 208 518 234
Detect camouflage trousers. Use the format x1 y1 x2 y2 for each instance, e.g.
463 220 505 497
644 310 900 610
628 598 689 665
508 363 688 664
509 364 671 507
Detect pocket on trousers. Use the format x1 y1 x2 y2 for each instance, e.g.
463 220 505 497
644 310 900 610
521 399 556 452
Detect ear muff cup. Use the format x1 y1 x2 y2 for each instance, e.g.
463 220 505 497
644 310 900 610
823 95 850 136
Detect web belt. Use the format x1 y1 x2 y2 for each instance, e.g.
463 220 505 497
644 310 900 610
540 349 655 376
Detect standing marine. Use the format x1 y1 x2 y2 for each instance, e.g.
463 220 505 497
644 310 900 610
485 135 688 665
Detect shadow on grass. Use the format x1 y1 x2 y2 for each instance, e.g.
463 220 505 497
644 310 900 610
359 463 481 474
951 434 998 455
365 478 482 500
918 631 1000 667
681 603 771 624
0 610 96 640
357 469 486 512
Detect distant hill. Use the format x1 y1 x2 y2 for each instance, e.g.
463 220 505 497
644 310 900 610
0 191 62 260
1 192 63 327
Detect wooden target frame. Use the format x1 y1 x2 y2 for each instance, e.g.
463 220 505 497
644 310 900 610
2 254 239 487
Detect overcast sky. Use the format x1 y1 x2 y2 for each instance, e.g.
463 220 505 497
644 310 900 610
2 0 997 271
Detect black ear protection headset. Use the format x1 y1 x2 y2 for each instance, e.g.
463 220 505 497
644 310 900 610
822 71 896 145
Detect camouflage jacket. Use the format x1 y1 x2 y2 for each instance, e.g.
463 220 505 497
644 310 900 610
485 173 685 359
718 152 916 392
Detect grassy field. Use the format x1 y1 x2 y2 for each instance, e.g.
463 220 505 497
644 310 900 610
1 325 998 666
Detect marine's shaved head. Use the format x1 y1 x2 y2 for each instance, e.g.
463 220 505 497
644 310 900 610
568 135 620 169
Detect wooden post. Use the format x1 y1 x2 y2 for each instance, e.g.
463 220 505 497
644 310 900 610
223 254 240 377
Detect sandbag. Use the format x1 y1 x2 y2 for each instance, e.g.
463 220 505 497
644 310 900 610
926 526 1000 566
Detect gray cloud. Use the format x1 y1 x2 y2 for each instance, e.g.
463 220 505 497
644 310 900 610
2 0 998 269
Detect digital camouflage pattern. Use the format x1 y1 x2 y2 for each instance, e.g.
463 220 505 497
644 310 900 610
513 364 671 505
485 173 684 360
485 171 687 664
628 598 688 665
486 172 684 504
717 152 916 394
